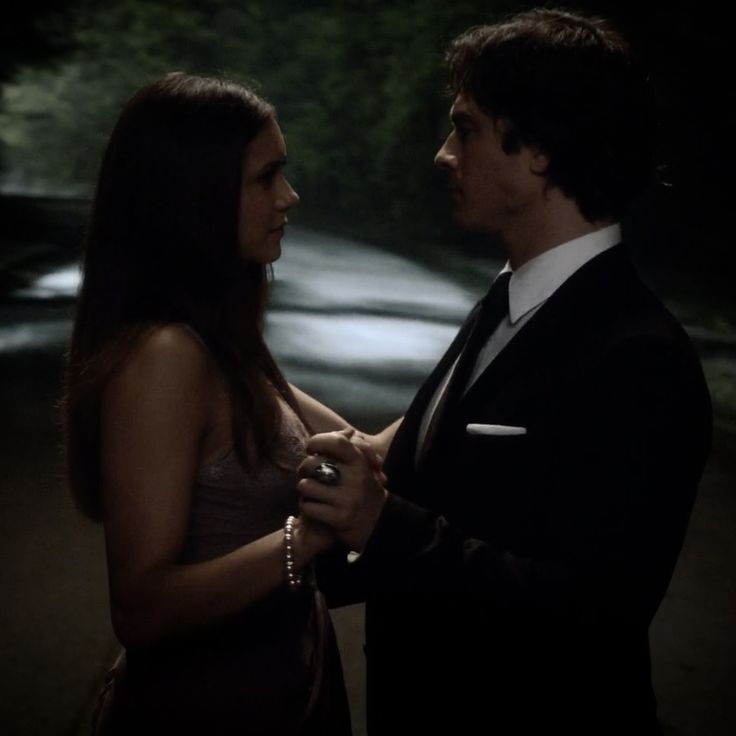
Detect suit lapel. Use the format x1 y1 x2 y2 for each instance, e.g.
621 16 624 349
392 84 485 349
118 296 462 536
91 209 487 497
458 293 563 411
385 243 632 494
458 243 629 412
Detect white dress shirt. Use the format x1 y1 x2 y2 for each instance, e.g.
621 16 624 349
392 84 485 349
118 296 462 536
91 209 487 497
415 223 622 465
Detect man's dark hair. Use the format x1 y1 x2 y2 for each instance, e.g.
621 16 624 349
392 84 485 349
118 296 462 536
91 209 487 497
447 8 654 222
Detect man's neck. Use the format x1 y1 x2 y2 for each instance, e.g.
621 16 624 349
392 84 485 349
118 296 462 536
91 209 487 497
500 193 613 270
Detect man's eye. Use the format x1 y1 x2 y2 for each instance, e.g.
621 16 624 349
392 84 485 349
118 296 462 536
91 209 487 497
456 126 471 141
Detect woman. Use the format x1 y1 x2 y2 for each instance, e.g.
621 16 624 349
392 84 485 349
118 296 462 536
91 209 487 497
64 72 389 734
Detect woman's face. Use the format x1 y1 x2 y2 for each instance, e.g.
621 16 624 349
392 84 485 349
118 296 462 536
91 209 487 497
238 117 299 264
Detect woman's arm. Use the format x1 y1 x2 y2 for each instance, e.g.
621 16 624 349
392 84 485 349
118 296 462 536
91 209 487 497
290 383 352 433
289 383 402 458
101 327 327 647
364 417 403 458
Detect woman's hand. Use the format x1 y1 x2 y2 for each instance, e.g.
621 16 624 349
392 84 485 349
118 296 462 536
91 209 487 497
350 431 387 485
351 417 403 473
293 515 337 563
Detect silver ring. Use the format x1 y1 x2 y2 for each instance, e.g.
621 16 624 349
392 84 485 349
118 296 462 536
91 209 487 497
311 461 341 486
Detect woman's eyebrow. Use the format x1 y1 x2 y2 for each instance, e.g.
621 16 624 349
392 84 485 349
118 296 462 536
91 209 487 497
253 157 287 176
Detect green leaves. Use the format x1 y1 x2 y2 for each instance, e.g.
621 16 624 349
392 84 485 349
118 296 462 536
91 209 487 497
0 0 487 237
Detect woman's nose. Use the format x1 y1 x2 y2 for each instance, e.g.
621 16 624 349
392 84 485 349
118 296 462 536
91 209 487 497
278 179 300 210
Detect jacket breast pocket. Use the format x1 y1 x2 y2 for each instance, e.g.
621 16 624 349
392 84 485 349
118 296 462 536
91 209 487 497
462 428 531 468
459 430 540 547
465 422 527 437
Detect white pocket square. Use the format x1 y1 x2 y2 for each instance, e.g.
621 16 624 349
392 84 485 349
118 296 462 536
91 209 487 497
466 423 527 436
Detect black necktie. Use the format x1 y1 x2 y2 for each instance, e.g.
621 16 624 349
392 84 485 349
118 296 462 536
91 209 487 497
445 270 512 405
418 271 512 463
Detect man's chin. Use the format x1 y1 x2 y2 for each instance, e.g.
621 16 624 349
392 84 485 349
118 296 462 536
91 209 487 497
452 211 487 234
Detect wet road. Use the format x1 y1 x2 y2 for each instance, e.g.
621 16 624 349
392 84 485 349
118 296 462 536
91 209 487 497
1 227 494 423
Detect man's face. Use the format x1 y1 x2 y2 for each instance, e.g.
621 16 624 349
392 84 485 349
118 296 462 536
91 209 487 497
435 93 544 236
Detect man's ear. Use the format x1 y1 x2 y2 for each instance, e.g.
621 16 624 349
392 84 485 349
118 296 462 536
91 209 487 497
529 147 550 176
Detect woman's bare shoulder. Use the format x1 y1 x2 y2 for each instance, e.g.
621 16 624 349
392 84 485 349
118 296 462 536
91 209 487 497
138 322 208 357
107 323 214 399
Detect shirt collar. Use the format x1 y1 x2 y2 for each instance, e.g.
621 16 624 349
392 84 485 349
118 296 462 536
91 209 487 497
498 224 622 324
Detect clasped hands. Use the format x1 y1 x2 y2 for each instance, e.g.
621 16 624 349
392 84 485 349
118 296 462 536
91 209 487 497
297 429 388 553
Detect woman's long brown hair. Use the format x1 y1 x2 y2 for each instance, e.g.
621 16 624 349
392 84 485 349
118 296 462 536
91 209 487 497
64 72 303 520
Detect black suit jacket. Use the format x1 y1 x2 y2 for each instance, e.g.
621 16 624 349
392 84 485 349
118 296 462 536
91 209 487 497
320 245 712 735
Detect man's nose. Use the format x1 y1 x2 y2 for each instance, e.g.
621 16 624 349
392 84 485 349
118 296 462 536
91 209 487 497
434 137 457 170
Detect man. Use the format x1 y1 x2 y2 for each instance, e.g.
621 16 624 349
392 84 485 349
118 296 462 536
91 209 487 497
298 8 712 734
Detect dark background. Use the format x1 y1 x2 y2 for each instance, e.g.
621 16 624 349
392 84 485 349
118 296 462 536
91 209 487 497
1 0 732 294
1 2 733 735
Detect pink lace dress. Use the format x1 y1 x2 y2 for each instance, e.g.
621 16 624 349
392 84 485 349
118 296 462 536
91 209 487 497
96 398 351 735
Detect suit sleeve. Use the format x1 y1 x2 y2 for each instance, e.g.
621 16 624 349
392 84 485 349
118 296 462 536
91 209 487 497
338 335 712 627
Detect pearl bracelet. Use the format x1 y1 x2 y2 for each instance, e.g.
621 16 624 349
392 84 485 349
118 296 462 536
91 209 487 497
284 515 302 592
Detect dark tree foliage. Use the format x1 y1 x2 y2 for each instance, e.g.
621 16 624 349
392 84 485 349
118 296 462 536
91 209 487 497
0 2 77 81
0 0 730 307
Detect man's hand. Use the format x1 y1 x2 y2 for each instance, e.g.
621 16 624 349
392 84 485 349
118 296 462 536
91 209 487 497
298 430 389 552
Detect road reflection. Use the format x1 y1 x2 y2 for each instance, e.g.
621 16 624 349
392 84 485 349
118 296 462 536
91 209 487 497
0 319 72 352
1 228 490 419
11 264 81 300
